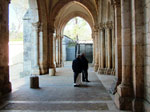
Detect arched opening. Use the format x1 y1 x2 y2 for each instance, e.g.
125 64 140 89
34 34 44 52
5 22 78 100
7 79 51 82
53 1 95 68
9 0 29 88
62 17 93 65
8 0 42 89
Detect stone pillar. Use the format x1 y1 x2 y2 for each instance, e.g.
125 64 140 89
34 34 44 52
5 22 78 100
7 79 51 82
114 0 122 86
104 24 108 70
112 25 116 75
55 37 59 67
48 28 55 76
0 0 11 96
110 0 122 94
38 23 48 74
94 27 99 72
92 33 95 65
32 22 40 75
106 22 112 71
131 0 144 111
60 37 63 67
98 26 102 73
100 23 105 74
57 35 61 67
115 0 133 110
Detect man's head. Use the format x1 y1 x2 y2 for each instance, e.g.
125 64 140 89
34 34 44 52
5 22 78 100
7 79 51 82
81 53 85 57
77 54 81 58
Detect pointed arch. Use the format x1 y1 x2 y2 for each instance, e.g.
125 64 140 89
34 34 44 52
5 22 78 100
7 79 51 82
51 0 97 25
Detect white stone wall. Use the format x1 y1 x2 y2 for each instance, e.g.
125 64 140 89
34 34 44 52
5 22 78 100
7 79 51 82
23 9 32 76
144 0 150 103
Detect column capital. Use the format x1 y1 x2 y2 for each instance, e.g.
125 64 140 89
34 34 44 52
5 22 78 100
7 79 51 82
99 23 105 30
32 22 41 30
105 21 113 29
112 0 120 7
39 23 43 32
56 34 60 38
93 25 99 32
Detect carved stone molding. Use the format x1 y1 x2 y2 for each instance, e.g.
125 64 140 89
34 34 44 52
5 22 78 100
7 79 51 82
99 23 105 30
93 25 99 32
32 22 41 31
39 23 43 32
105 21 113 29
112 0 120 7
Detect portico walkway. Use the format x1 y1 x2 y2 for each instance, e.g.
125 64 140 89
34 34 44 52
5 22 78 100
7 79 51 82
0 66 129 112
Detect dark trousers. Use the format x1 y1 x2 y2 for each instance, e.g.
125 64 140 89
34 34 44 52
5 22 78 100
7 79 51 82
82 70 88 81
74 72 79 83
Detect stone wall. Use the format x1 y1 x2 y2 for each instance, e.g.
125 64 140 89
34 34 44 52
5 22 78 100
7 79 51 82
144 0 150 104
22 9 32 76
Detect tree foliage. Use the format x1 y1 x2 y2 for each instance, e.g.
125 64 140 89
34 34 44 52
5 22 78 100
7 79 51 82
64 17 92 41
9 0 28 41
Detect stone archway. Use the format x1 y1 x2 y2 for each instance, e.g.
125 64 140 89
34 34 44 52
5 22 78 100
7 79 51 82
23 0 49 75
51 0 98 25
53 1 95 67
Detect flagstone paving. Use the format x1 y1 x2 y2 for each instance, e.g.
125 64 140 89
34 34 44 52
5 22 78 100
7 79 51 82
0 66 130 112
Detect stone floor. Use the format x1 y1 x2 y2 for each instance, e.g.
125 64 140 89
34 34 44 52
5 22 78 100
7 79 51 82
0 66 130 112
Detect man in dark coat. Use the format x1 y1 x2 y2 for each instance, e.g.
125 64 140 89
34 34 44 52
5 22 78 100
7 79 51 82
81 53 90 82
72 54 83 86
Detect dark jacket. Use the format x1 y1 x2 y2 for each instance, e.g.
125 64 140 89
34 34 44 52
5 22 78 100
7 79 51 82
81 56 88 70
72 57 83 73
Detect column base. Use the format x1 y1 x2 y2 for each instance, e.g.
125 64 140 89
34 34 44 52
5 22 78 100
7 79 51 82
111 69 116 75
2 82 12 94
94 64 99 72
56 63 62 68
39 65 48 74
98 68 105 74
109 77 121 94
49 68 56 76
99 68 115 75
115 84 133 110
132 98 143 112
115 92 132 110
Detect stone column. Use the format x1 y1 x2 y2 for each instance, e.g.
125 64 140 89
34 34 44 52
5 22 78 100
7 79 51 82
57 35 61 67
32 22 40 75
112 25 116 75
115 0 133 110
106 22 112 71
53 33 56 69
57 35 60 67
104 25 108 70
60 36 63 67
132 0 144 111
98 26 102 73
114 0 122 86
94 27 99 72
38 23 48 74
55 37 58 67
48 28 55 76
92 33 95 65
110 0 122 94
0 0 11 96
100 23 105 74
